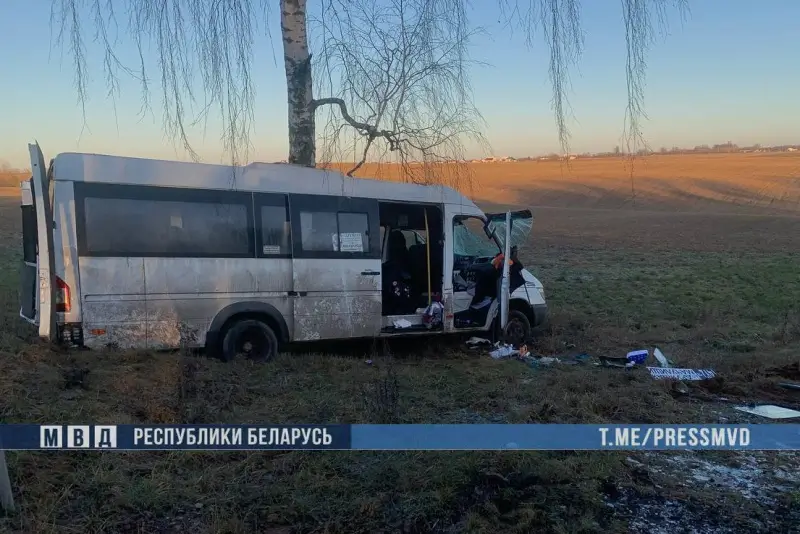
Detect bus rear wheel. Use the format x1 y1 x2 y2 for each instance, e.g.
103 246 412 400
221 319 278 362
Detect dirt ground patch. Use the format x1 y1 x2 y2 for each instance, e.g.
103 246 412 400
1 156 800 533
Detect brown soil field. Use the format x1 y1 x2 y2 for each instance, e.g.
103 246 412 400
326 152 800 253
329 152 800 213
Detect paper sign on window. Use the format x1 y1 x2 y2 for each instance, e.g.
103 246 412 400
170 215 183 228
262 245 281 255
339 232 364 252
331 233 339 251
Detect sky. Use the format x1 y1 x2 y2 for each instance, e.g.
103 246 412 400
0 0 798 168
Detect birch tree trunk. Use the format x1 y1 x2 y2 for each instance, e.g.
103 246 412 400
281 0 316 167
0 450 13 512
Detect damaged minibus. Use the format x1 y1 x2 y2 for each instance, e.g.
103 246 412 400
19 143 548 360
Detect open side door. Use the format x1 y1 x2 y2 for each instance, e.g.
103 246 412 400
29 143 57 341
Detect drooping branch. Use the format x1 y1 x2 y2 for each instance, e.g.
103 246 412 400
310 0 487 187
621 0 688 154
499 0 686 155
51 0 262 166
498 0 583 153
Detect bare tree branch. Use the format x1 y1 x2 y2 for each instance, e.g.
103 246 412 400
310 0 488 187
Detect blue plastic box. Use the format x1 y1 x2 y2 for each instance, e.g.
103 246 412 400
626 349 649 365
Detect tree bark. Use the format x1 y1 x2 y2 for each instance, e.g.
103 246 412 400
0 450 13 512
281 0 315 167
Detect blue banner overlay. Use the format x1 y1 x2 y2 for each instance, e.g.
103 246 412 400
0 424 799 451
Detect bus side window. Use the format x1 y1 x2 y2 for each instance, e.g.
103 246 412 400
261 204 291 255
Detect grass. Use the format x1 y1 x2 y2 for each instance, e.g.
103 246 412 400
1 157 800 532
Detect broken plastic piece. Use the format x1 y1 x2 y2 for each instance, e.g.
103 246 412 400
653 347 670 368
734 405 800 419
490 344 516 359
626 350 648 365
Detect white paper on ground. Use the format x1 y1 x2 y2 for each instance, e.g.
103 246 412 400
734 405 800 419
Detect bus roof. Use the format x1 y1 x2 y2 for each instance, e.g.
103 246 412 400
52 152 482 211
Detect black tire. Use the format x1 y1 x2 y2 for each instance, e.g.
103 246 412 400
503 309 532 347
221 319 278 362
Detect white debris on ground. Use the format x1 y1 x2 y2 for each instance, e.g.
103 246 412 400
620 495 738 534
658 452 800 504
606 451 800 533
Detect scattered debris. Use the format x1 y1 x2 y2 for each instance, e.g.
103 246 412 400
393 318 412 329
490 344 517 359
626 349 649 365
647 367 716 381
734 405 800 420
778 382 800 391
652 347 670 368
672 381 690 394
466 336 491 346
560 353 590 365
422 301 444 328
598 356 633 369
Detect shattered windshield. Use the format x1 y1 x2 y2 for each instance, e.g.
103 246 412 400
486 210 533 251
453 216 499 257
